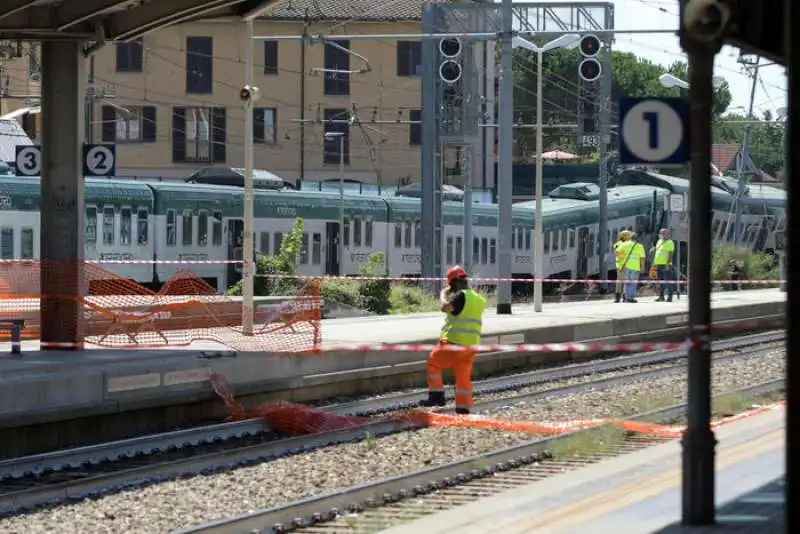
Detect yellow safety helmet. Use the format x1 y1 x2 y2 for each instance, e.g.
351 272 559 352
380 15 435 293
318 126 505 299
619 230 632 239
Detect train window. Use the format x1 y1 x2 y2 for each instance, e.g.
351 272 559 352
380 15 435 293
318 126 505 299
166 210 177 246
197 210 209 246
259 232 269 255
473 237 480 265
446 236 454 265
414 220 421 247
137 208 149 245
353 218 362 247
544 231 550 253
588 233 595 257
273 232 283 254
103 207 115 245
21 228 34 259
481 238 488 264
394 223 402 247
612 228 617 242
312 233 322 265
511 229 516 250
404 221 412 248
525 229 532 250
0 228 12 259
343 218 350 247
300 233 309 264
552 230 559 252
120 207 132 246
182 209 193 246
212 210 223 246
517 229 523 250
85 207 97 246
568 228 575 248
561 229 567 250
365 219 373 247
455 237 463 264
489 238 497 264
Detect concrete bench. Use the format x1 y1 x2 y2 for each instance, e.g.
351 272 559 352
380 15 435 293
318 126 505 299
0 318 24 355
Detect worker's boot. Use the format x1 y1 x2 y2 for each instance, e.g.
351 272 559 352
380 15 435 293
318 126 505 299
455 407 470 415
614 293 621 303
419 390 446 408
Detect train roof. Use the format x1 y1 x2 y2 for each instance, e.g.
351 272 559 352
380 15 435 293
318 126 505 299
0 175 154 210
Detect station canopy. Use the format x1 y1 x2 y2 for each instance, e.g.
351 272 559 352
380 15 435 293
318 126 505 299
0 0 276 41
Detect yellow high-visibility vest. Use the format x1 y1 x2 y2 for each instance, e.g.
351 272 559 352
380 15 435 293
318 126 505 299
653 238 675 265
440 289 486 346
613 240 626 269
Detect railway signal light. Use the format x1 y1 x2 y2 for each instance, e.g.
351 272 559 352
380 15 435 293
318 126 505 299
438 37 463 84
578 34 602 83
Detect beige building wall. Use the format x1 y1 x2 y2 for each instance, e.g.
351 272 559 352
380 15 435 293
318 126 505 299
0 41 41 137
88 19 423 187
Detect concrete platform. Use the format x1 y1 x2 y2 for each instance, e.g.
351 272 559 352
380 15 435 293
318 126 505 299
377 402 786 534
0 289 785 457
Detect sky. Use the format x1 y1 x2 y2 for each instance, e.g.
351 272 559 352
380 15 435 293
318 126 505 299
609 0 787 117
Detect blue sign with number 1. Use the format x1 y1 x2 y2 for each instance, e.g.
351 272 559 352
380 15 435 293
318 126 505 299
618 97 690 166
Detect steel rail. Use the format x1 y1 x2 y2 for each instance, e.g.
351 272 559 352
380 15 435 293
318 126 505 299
179 378 785 534
0 347 781 517
0 330 783 481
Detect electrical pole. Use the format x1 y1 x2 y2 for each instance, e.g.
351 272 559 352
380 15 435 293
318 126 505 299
496 0 513 314
242 18 255 336
734 56 760 246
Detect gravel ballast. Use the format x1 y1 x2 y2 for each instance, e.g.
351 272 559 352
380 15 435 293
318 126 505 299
1 351 784 534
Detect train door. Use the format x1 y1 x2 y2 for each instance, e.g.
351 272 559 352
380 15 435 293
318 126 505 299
227 218 244 287
325 222 341 275
576 227 589 280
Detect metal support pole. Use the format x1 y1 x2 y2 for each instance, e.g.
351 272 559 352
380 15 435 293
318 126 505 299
681 44 718 526
338 136 345 272
597 46 611 289
787 2 798 530
464 150 473 272
242 18 255 336
734 60 759 245
496 0 513 314
533 48 544 312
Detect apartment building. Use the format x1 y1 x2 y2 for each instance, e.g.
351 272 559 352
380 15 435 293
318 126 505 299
78 0 435 187
0 41 40 137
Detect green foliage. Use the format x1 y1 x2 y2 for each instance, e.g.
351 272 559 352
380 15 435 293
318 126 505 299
711 245 779 289
389 284 441 315
356 253 393 315
511 47 733 161
227 217 305 296
714 110 785 179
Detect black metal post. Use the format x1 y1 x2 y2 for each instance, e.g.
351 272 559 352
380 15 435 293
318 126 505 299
786 1 797 532
679 21 721 525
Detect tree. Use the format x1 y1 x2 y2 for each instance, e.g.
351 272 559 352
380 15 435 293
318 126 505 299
714 110 785 179
511 47 734 161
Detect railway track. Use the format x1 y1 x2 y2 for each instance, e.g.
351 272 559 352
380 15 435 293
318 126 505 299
0 331 783 517
179 378 785 534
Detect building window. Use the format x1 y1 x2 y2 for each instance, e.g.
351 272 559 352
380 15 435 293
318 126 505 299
263 41 278 74
21 228 34 259
186 36 213 94
102 105 156 143
116 38 143 73
396 41 421 76
172 106 226 163
409 109 421 145
254 107 276 144
323 40 350 95
323 108 350 165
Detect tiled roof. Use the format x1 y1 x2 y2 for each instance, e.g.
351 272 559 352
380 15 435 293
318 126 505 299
0 119 33 164
258 0 451 21
711 143 739 173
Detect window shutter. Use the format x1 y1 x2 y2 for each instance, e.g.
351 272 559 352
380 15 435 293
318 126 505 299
101 105 116 142
253 108 265 143
172 107 186 163
141 106 156 142
212 107 226 163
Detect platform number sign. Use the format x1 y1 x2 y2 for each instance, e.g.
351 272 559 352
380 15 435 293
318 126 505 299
618 98 690 166
15 145 42 176
82 143 116 177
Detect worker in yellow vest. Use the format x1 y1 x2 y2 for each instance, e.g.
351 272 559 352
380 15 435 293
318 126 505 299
613 230 632 303
419 265 486 414
619 232 646 303
653 228 676 302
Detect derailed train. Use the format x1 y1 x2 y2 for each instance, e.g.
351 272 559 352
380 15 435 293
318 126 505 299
0 169 785 291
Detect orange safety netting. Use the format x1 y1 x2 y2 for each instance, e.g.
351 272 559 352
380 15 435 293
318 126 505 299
210 374 784 439
0 261 322 352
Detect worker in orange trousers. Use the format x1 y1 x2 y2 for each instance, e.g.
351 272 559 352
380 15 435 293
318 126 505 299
419 266 487 415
